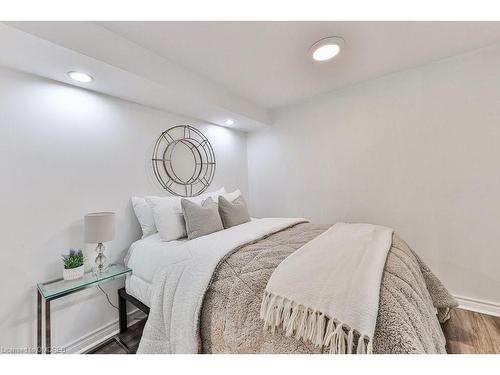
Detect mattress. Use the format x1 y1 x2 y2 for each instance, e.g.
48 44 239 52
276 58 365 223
125 233 187 306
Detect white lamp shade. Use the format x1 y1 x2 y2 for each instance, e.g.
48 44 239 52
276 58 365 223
84 212 115 243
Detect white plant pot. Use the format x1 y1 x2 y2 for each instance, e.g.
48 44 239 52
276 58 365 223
63 265 85 281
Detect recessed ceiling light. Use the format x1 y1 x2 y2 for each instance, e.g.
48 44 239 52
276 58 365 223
310 37 344 62
67 71 93 83
225 119 235 126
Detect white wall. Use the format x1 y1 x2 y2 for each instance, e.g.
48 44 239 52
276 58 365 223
0 67 248 351
248 44 500 306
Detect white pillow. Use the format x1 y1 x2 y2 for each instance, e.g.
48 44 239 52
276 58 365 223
222 189 242 202
145 196 185 242
131 197 157 238
187 187 226 205
146 187 226 242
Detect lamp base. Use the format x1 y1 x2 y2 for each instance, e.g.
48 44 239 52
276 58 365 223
92 242 109 275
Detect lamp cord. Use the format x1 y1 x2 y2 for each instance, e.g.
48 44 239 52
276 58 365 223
98 284 119 310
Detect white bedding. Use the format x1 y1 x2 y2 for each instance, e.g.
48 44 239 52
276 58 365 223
136 217 306 353
124 217 284 306
261 223 393 354
125 233 187 306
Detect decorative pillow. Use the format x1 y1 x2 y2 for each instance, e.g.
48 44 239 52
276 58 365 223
131 197 157 238
145 187 226 242
181 197 224 240
221 189 242 202
218 195 251 229
145 196 186 241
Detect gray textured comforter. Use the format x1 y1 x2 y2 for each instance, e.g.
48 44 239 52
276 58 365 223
200 223 457 354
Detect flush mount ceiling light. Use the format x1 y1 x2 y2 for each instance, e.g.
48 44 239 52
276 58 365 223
310 36 344 62
225 119 235 126
67 71 93 83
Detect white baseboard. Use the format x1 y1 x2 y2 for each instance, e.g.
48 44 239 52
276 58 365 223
453 295 500 317
64 309 146 354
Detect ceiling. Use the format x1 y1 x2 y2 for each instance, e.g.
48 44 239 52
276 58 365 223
3 21 500 131
2 21 270 131
98 21 500 109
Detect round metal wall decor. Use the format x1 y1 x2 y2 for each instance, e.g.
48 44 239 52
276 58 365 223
152 125 216 197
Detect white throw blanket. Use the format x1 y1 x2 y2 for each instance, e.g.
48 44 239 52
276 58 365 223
138 217 306 353
260 223 393 354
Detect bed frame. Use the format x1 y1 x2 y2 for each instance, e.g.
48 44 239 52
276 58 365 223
118 287 150 333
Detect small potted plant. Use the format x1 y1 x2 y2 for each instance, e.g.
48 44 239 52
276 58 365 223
62 249 85 280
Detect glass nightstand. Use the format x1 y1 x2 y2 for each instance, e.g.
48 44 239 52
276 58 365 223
37 263 132 354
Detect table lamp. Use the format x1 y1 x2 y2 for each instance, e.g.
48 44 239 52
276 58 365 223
84 212 115 275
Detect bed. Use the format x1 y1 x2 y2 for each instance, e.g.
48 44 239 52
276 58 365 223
121 219 457 354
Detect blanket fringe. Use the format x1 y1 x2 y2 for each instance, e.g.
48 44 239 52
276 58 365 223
260 291 373 354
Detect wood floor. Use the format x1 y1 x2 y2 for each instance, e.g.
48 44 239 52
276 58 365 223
87 319 146 354
442 308 500 354
88 308 499 354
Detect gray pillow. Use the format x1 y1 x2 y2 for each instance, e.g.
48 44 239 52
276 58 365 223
181 197 224 240
218 195 251 229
